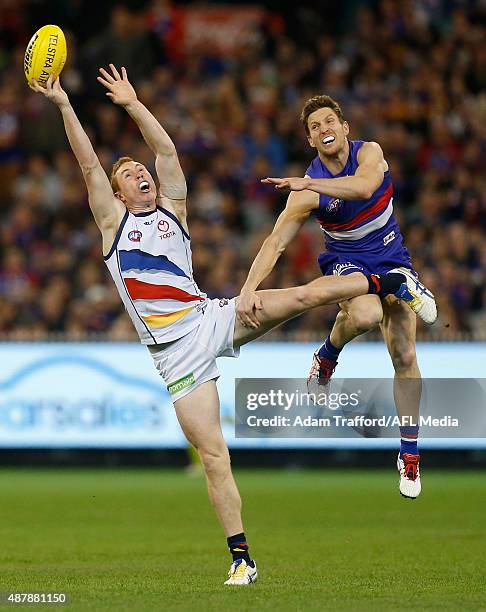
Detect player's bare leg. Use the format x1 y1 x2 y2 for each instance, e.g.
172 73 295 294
307 288 384 387
331 294 383 346
234 269 435 346
307 269 436 390
234 272 370 346
174 380 243 534
174 380 258 584
381 297 422 498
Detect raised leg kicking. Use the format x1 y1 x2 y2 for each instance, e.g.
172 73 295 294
30 70 435 587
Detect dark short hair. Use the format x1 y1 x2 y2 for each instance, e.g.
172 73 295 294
300 95 345 135
110 156 134 193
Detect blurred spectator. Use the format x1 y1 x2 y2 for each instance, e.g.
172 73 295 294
82 4 165 93
240 117 286 176
0 0 485 341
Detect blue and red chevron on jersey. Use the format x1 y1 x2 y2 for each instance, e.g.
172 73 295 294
321 183 393 232
305 139 402 253
104 207 207 345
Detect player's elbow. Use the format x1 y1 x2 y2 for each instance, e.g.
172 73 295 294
156 144 177 158
360 185 374 200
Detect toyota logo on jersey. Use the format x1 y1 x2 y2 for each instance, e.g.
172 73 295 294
158 218 176 239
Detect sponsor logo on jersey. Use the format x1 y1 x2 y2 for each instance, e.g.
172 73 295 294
383 230 396 246
167 372 195 395
326 198 343 213
219 298 229 307
158 218 176 239
128 230 142 242
144 219 155 225
333 262 364 276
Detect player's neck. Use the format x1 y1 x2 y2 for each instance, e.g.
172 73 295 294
318 138 349 175
126 200 157 215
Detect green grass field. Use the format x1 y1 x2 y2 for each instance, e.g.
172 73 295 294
0 468 485 611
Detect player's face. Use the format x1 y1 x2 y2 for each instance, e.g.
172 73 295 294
116 161 157 205
307 108 349 157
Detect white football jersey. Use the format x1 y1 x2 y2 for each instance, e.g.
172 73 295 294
104 206 206 345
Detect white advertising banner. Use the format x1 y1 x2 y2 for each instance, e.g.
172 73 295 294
0 342 485 449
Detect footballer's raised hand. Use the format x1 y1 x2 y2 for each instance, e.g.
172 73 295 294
97 64 137 107
29 74 69 108
262 177 309 191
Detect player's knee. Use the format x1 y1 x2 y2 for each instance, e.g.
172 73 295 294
390 343 417 372
294 285 320 310
350 308 382 335
198 445 231 478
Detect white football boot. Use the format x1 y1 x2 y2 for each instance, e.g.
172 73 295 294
397 452 421 499
389 267 437 325
224 558 258 585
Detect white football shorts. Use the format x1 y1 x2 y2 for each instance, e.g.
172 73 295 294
148 297 240 403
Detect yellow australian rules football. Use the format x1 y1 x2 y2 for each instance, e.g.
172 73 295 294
24 25 67 87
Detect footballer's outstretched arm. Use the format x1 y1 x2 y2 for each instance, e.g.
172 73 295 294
29 75 125 243
237 189 318 328
263 142 387 200
97 64 187 219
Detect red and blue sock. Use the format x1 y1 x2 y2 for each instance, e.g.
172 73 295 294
400 425 419 457
366 273 406 298
318 335 342 361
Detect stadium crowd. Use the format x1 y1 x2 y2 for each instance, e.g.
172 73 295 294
0 0 485 341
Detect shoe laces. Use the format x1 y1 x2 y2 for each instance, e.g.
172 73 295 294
402 453 420 481
317 355 337 382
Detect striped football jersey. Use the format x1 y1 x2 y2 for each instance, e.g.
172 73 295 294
104 206 206 345
305 139 402 253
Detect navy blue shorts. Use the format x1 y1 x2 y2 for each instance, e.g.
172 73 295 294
318 244 414 277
